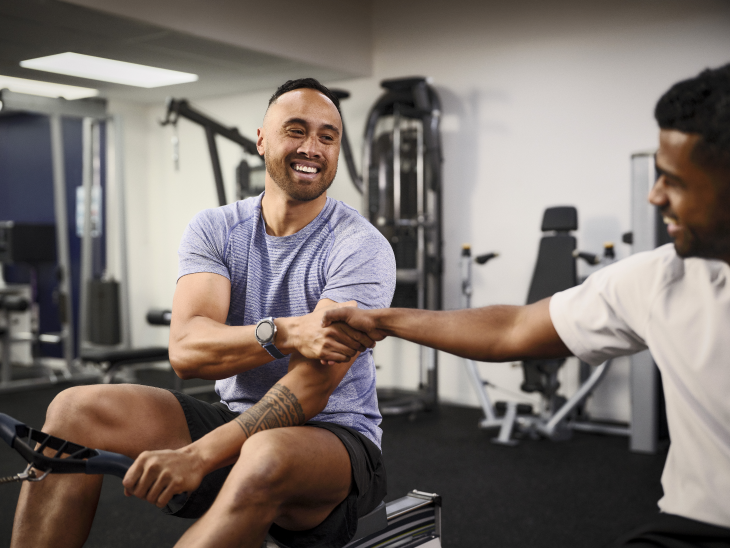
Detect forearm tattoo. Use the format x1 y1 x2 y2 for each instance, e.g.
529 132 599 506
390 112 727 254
233 383 306 437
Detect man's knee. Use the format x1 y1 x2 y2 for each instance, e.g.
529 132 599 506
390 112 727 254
42 385 188 458
228 430 298 507
45 385 106 438
44 385 142 447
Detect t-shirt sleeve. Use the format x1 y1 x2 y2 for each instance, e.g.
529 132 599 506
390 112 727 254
178 208 231 281
549 253 658 366
320 224 396 310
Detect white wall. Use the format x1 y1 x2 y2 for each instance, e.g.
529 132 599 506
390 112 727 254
113 0 730 423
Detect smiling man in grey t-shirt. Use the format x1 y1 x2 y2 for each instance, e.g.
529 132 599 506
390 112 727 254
11 79 395 548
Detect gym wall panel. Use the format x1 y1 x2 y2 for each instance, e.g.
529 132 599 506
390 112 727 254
0 114 55 224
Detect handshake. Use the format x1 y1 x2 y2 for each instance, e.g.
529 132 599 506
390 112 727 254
314 305 390 365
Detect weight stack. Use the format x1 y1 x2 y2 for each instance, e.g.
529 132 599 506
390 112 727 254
87 279 121 345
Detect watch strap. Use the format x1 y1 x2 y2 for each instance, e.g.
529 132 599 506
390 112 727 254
262 341 286 360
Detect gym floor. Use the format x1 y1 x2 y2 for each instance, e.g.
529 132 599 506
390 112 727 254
0 374 667 548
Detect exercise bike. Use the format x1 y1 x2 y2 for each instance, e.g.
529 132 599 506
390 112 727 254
0 413 442 548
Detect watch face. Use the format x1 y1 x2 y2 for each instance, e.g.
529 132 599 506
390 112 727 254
256 321 274 342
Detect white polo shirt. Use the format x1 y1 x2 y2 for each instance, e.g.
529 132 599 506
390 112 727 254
550 244 730 528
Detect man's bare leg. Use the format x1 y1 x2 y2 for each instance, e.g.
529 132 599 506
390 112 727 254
11 384 191 548
176 426 352 548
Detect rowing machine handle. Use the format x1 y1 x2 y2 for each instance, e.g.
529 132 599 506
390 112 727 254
0 413 188 508
0 413 23 446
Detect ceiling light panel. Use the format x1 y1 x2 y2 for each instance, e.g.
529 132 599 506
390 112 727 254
20 53 198 88
0 74 98 100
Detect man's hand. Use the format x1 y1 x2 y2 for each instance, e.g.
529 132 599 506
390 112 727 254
283 301 377 363
320 308 388 354
122 447 207 509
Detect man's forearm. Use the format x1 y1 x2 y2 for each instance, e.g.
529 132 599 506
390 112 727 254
170 302 366 380
367 299 570 362
168 316 304 381
182 352 351 474
181 381 307 473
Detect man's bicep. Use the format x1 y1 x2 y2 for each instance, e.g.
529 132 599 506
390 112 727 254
321 232 396 310
313 298 357 312
512 298 572 359
171 272 231 328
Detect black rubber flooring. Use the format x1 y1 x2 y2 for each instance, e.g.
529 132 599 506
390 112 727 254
0 379 667 548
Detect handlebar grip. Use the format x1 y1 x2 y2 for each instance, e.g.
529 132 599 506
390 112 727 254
475 252 499 265
86 450 189 508
146 309 172 326
572 251 600 265
167 492 190 511
86 449 188 509
86 450 134 479
330 89 351 100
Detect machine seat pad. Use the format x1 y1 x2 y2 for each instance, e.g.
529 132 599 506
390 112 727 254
80 346 169 367
351 501 388 542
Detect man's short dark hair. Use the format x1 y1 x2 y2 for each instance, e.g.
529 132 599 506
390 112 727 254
655 64 730 175
268 78 341 115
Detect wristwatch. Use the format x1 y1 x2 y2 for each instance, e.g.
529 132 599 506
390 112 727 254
255 317 286 359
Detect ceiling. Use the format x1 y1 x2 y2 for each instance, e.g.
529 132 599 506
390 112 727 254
0 0 353 104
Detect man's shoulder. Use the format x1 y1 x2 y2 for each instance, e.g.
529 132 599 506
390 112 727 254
324 198 388 243
610 244 728 293
603 244 683 288
189 195 261 235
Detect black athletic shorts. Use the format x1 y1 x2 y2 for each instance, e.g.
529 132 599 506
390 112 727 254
163 390 387 548
612 513 730 548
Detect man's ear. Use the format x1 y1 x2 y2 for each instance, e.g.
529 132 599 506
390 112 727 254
256 127 265 156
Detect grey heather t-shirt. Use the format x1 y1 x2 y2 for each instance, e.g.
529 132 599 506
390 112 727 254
177 194 396 447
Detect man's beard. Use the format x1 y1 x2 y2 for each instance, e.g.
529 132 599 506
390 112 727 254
668 210 730 260
265 153 336 202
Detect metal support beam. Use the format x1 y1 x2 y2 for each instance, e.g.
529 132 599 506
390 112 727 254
107 117 132 348
629 152 661 454
78 118 95 348
49 115 75 368
205 127 227 206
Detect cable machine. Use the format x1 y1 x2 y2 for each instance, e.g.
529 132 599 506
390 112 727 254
0 90 121 393
160 98 264 206
336 77 444 415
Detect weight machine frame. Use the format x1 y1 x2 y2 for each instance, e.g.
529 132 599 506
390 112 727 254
0 90 120 393
336 78 444 416
460 243 628 445
160 98 262 207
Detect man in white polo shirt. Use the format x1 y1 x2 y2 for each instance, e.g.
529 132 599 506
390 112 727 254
322 64 730 547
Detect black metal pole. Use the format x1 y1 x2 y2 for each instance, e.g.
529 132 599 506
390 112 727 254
205 127 227 207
